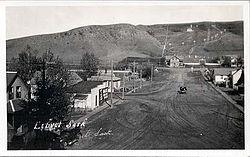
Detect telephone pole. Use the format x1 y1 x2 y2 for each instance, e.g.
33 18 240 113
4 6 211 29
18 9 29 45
140 69 142 88
133 61 136 92
122 72 125 100
110 60 113 108
151 64 153 82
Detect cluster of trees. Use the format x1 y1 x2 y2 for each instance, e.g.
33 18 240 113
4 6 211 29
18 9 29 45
8 46 100 123
8 45 72 123
7 45 100 149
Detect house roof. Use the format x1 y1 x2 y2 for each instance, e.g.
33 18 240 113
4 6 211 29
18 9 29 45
7 71 18 88
88 75 121 82
66 81 103 94
68 72 83 86
235 70 244 86
7 99 26 113
213 68 235 76
74 94 88 100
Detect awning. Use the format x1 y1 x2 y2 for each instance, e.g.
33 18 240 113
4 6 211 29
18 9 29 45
7 99 25 113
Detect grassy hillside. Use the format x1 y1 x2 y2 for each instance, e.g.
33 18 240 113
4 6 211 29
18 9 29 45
6 21 243 64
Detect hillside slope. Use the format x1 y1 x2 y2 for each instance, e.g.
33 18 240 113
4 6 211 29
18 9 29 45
6 21 243 64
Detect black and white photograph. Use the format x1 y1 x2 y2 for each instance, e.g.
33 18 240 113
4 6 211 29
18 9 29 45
1 1 249 156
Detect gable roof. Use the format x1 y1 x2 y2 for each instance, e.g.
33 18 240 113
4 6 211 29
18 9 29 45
7 71 18 88
235 70 244 86
66 81 103 94
68 72 83 86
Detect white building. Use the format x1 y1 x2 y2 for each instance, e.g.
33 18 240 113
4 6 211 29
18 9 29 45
187 24 193 32
166 55 184 67
213 68 234 87
67 81 108 111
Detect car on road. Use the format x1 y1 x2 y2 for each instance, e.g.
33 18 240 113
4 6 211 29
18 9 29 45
178 86 187 94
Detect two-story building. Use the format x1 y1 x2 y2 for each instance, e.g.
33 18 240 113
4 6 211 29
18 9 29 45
7 71 29 143
7 71 29 101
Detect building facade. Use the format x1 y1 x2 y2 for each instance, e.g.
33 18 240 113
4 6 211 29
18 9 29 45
67 81 108 111
7 71 29 101
166 56 184 67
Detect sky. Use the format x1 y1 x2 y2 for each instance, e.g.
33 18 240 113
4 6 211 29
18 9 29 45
6 5 243 39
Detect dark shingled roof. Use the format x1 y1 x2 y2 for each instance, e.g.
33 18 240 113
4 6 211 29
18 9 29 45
66 81 103 94
74 94 88 100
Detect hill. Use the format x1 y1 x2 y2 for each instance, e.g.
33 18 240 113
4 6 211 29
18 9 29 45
6 21 243 65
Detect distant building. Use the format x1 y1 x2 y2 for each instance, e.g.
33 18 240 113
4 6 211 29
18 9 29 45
220 55 239 67
187 24 193 32
7 71 29 101
199 59 206 66
213 68 234 87
166 55 184 67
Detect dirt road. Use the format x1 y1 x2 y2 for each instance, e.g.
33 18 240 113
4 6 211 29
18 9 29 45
68 68 244 149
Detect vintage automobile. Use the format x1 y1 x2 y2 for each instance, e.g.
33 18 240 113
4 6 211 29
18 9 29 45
178 86 187 94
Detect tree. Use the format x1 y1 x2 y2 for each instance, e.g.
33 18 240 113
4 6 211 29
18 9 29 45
8 45 41 83
237 56 243 66
8 47 73 149
160 57 166 66
80 52 99 78
33 51 72 122
137 64 152 80
222 56 231 67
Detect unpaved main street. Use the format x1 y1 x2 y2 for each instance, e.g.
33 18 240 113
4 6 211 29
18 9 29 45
69 68 244 149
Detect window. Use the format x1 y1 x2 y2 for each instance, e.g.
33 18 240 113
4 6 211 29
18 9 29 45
16 86 22 98
95 95 98 106
9 87 14 100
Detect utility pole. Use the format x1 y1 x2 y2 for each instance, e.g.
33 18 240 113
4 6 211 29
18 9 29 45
110 60 113 108
162 25 169 57
140 69 142 88
133 61 136 92
151 64 153 82
122 72 125 100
